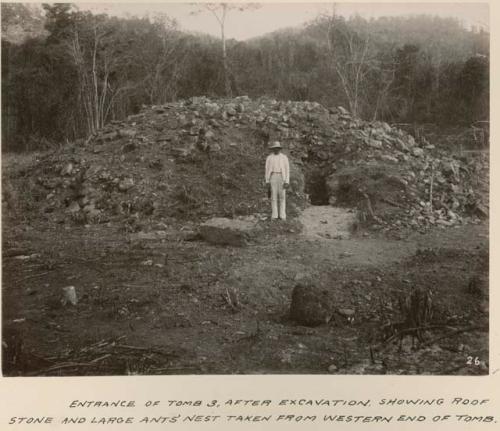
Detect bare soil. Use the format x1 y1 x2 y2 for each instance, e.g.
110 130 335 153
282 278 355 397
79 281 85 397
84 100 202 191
2 206 488 376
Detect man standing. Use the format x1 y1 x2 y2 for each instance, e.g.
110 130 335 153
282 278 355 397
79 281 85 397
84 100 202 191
265 141 290 220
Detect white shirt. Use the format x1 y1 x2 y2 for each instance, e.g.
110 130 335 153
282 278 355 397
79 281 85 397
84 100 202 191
265 153 290 184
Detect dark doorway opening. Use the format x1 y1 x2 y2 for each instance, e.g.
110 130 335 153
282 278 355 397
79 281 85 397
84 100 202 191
305 170 330 205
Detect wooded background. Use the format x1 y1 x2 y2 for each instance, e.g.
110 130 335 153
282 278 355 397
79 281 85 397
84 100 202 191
1 3 489 152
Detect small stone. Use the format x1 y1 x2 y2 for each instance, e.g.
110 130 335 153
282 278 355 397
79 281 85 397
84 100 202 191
93 144 106 154
61 286 77 306
210 143 222 152
337 106 350 115
367 139 383 149
225 104 237 116
412 147 424 157
61 163 74 176
338 308 355 317
86 208 101 221
67 201 80 213
118 178 134 191
328 364 338 373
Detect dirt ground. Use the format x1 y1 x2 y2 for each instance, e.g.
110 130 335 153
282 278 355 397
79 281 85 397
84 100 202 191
2 204 488 376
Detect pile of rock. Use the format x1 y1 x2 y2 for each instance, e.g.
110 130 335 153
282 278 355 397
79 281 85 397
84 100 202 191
17 96 487 231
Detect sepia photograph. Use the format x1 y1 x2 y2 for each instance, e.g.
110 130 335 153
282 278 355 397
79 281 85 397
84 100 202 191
1 2 489 377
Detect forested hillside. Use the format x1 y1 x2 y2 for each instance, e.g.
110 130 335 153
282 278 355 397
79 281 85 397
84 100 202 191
1 3 489 151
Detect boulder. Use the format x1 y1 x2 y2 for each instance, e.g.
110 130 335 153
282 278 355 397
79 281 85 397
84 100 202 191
289 283 332 326
199 217 255 246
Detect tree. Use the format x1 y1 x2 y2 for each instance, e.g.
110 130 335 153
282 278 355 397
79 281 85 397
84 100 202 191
392 43 420 121
140 14 186 104
42 3 74 43
328 18 368 116
191 3 260 97
64 12 150 134
459 54 489 123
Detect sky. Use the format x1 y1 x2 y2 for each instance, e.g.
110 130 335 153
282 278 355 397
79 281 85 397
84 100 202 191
77 2 490 40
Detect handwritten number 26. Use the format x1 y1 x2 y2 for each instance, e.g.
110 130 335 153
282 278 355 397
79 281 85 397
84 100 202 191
466 356 480 366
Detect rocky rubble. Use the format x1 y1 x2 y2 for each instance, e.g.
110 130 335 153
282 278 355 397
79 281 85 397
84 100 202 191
10 96 488 231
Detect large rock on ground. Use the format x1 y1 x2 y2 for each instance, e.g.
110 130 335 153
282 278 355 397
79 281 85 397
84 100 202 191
289 283 332 326
199 217 256 246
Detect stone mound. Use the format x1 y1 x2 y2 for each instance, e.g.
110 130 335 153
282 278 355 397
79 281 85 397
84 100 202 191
6 96 487 232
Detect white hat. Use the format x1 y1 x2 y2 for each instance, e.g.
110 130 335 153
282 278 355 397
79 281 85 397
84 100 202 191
269 141 282 149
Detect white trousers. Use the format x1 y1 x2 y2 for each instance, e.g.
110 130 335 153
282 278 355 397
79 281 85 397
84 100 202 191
270 173 286 220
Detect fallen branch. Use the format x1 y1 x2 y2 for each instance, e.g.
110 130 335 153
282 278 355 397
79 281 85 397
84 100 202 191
16 272 50 282
383 324 455 345
421 325 488 348
381 197 403 208
3 249 32 258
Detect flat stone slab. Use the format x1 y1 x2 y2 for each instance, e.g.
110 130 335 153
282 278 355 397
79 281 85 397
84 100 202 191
200 217 256 246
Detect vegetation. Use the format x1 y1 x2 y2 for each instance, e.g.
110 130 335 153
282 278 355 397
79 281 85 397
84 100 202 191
1 3 489 151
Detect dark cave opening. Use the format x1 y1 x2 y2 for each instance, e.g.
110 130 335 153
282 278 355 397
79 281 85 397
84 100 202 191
305 170 330 206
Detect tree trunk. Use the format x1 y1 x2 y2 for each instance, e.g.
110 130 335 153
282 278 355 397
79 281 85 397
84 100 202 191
221 5 231 97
